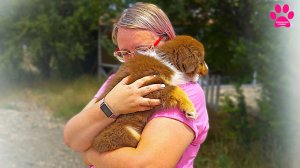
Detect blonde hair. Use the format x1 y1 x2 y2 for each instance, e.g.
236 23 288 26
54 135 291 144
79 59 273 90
112 2 176 45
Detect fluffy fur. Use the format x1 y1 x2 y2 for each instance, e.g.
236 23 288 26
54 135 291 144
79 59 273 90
92 35 207 153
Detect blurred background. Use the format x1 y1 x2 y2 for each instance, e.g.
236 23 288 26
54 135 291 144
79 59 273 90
0 0 299 167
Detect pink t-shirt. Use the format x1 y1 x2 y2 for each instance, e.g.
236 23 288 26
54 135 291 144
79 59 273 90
94 74 209 168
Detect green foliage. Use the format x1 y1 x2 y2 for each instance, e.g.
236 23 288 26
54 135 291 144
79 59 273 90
143 0 262 81
220 84 286 167
0 0 274 82
251 2 288 166
221 85 252 146
0 0 126 79
0 1 289 166
202 81 283 167
195 110 277 168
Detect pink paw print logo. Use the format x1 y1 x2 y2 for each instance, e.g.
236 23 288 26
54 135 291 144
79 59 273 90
270 4 294 28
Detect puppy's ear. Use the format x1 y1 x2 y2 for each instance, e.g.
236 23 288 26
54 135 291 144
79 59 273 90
159 36 205 76
174 45 202 74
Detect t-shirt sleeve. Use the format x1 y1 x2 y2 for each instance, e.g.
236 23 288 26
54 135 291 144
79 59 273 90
148 83 209 145
94 74 115 99
148 108 201 145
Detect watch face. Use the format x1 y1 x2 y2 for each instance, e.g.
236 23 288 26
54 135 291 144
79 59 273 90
100 103 112 117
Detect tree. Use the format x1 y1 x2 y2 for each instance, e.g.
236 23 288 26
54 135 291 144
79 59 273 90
0 0 125 79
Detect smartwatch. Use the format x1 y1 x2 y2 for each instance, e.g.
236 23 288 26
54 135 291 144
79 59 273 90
99 98 119 119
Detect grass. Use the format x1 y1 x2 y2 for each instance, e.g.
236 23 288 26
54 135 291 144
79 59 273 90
32 75 105 119
0 75 105 120
0 75 280 167
195 111 280 168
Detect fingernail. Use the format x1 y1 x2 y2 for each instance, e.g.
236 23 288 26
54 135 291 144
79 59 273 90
161 84 165 88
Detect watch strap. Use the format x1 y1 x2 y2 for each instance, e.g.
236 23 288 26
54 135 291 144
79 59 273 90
99 98 119 119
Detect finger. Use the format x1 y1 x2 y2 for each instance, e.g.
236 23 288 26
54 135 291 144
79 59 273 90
137 106 154 112
119 75 130 85
139 97 161 107
132 75 156 88
139 84 165 96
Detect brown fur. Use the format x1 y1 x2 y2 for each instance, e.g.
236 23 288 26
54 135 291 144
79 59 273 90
158 36 205 78
92 35 207 153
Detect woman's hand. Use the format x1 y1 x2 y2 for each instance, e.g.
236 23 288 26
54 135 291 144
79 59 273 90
105 75 165 115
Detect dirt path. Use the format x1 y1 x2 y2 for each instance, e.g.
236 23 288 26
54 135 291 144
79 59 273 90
0 105 85 168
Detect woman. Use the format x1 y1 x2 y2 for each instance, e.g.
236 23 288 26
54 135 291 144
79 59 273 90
64 2 209 168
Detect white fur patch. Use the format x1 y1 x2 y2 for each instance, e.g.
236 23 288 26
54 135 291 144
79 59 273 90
125 126 141 141
143 50 199 85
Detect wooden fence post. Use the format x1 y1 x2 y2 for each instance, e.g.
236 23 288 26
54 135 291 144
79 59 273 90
215 75 221 111
210 75 215 107
200 74 221 111
205 74 210 101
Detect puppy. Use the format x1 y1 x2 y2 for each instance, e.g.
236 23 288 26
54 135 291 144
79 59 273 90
92 35 208 153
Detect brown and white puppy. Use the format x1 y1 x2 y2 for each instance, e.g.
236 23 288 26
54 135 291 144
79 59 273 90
92 35 207 153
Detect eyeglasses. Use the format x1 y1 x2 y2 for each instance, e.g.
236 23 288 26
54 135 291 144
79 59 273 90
113 35 165 62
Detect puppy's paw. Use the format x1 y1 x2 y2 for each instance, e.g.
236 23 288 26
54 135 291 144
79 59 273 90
125 126 141 141
185 111 197 119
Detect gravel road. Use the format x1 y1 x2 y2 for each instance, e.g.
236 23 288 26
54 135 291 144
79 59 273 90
0 104 85 168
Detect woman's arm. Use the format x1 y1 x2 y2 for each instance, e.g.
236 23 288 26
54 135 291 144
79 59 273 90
84 117 194 168
64 75 164 152
64 98 116 152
